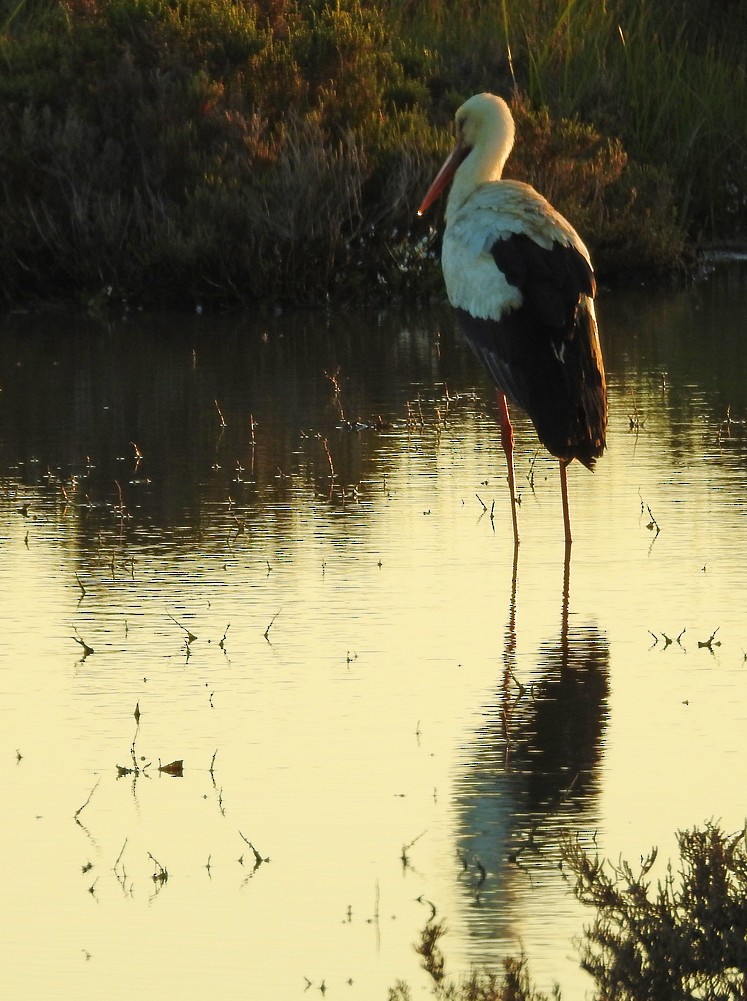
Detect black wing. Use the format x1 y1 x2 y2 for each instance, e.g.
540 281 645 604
456 233 606 468
491 232 596 331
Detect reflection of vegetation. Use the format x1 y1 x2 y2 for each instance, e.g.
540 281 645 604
392 823 747 1001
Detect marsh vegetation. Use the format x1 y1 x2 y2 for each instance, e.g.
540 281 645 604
1 0 745 307
393 823 747 1001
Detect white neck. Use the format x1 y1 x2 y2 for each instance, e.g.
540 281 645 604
445 94 515 221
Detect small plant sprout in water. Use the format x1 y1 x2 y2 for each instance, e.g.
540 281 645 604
167 612 197 645
649 628 686 650
324 366 345 422
401 829 427 869
698 627 721 651
717 404 745 443
74 778 101 822
238 831 269 871
263 607 282 641
628 399 646 431
72 627 94 658
638 492 661 536
316 434 336 480
148 852 168 886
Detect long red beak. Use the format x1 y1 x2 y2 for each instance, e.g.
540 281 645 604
417 138 469 216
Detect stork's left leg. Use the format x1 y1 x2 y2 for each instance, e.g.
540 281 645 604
559 459 572 547
496 391 519 546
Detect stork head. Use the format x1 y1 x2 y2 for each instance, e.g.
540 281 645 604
418 93 515 217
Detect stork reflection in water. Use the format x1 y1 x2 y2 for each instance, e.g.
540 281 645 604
453 547 609 917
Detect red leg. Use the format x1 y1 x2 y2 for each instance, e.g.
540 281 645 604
496 391 519 546
559 459 572 547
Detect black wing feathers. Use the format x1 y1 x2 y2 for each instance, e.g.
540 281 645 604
490 233 595 331
457 232 606 468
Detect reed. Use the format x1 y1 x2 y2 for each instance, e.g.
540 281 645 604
389 0 746 240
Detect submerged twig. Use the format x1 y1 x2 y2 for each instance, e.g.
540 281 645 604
167 613 197 644
698 627 721 651
72 628 95 658
74 778 101 820
264 607 282 641
239 831 269 869
401 829 427 867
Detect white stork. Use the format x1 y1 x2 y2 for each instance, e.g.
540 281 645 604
418 92 607 547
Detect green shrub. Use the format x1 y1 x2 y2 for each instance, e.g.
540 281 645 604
390 823 747 1001
0 0 441 305
0 0 743 307
566 822 747 1000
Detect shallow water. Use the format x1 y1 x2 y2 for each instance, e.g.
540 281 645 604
2 265 747 1000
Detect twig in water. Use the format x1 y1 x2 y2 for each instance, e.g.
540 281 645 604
317 435 336 479
401 829 427 867
526 449 540 491
73 628 95 658
74 778 101 819
698 627 721 651
239 831 269 868
167 613 197 644
628 402 646 431
113 839 128 871
114 480 126 521
324 367 345 421
148 852 169 884
416 894 437 920
264 607 282 641
638 492 661 536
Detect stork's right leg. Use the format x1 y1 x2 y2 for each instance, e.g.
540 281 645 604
496 391 519 547
559 458 572 548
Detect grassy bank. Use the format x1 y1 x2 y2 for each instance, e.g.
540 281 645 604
0 0 744 308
